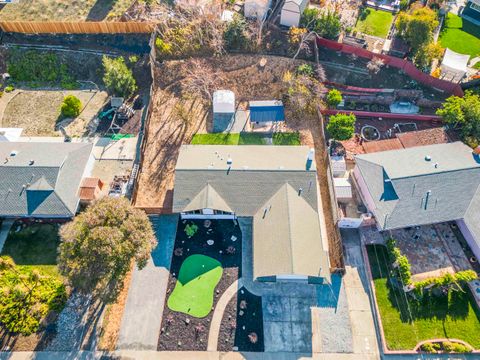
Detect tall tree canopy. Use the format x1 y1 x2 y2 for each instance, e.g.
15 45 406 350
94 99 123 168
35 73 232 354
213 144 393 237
58 197 157 302
395 7 438 52
436 91 480 147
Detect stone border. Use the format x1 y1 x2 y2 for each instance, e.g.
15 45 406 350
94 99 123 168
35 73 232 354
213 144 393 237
360 241 480 355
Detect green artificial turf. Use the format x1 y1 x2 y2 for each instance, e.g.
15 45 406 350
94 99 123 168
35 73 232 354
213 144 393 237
367 245 480 350
1 223 61 279
167 254 223 318
439 13 480 58
191 133 266 145
355 8 393 38
272 132 301 145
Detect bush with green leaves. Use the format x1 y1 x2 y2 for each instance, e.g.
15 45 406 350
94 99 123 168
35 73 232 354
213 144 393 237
326 89 343 108
442 341 472 353
7 49 78 89
300 9 341 39
4 85 14 93
414 269 477 294
296 64 315 77
326 113 356 141
420 342 437 353
0 256 67 336
224 14 250 50
102 56 137 98
386 238 412 286
61 95 82 118
185 223 199 237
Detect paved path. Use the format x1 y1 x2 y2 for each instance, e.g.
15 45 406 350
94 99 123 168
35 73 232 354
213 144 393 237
341 229 380 358
116 215 178 350
0 220 14 252
207 279 240 351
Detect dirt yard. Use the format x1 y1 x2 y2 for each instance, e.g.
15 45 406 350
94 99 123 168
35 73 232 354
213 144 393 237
133 54 316 209
0 0 134 21
0 89 108 137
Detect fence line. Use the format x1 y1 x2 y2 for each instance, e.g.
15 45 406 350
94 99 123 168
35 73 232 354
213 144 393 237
0 21 154 34
316 37 464 97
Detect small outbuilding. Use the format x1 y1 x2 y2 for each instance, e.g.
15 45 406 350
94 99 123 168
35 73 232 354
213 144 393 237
244 0 271 19
212 90 236 133
249 100 285 123
440 48 469 82
280 0 309 27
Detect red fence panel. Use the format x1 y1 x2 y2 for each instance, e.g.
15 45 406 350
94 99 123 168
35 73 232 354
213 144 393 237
316 37 464 97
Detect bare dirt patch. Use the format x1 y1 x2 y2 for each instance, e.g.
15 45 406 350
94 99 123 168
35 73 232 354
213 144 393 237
1 90 108 137
0 0 134 21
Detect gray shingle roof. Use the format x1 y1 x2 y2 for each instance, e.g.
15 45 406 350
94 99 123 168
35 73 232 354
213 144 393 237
173 145 329 279
0 142 93 217
355 142 480 230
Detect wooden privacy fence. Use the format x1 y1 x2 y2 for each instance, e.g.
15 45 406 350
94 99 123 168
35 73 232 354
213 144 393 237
0 21 154 34
316 37 464 97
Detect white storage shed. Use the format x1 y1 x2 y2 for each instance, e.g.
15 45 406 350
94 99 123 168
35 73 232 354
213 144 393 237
213 90 236 133
280 0 309 27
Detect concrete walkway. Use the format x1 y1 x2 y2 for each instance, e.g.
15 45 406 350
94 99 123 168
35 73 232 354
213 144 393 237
0 220 14 252
116 215 178 350
207 279 240 351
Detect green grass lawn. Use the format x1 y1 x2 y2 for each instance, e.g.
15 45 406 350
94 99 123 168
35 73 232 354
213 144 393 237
1 223 61 278
367 245 480 350
191 132 301 145
167 254 223 318
355 8 393 38
439 13 480 58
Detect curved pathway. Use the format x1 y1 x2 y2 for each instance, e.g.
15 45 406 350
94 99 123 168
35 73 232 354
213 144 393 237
207 279 240 351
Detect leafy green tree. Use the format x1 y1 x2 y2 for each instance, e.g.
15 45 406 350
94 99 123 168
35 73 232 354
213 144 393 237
102 56 137 98
436 91 480 144
58 197 157 302
300 9 341 39
413 42 444 70
326 113 356 140
0 257 66 336
326 89 343 108
60 95 82 118
283 69 324 117
224 14 249 50
395 7 438 52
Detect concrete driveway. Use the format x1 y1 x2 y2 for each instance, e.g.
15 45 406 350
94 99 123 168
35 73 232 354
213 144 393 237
116 215 178 350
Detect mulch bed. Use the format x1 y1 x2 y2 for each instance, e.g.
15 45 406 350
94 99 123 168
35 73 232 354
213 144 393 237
157 219 242 351
217 287 264 352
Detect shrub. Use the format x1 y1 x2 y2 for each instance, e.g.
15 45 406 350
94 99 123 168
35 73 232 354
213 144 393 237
414 269 477 294
184 223 199 237
297 64 315 77
4 85 14 93
326 89 342 108
0 256 67 336
326 113 356 141
102 56 137 98
224 14 250 50
446 342 472 353
400 0 409 10
128 55 139 64
60 95 82 118
386 238 412 286
420 342 436 353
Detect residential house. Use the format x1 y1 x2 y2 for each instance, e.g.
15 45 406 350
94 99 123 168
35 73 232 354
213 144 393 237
353 142 480 260
0 142 94 219
462 0 480 28
172 145 330 283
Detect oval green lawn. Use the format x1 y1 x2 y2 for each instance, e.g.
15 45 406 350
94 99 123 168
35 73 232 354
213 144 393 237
167 254 223 318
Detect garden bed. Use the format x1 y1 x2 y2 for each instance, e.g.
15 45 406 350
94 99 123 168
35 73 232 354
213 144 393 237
217 287 264 352
366 244 480 350
157 219 242 351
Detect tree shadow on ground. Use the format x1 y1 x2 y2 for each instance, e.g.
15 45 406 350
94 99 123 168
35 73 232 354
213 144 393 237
86 0 116 21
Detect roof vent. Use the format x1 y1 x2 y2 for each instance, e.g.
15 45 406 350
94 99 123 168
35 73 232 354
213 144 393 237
227 158 233 166
434 163 438 168
425 155 431 161
10 150 18 157
29 160 34 166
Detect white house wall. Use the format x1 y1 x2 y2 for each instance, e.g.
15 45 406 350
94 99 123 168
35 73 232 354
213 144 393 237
456 219 480 261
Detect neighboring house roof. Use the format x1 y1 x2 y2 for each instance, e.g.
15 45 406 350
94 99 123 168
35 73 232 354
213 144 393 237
462 1 480 25
174 145 329 280
249 100 285 122
396 127 450 149
355 142 480 230
464 186 480 253
0 128 23 142
0 142 93 217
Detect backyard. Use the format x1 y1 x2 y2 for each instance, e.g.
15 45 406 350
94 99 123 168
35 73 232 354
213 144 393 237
0 0 134 21
367 244 480 350
355 8 394 38
439 13 480 58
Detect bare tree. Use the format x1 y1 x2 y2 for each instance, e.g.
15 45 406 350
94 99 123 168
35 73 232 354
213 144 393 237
366 57 385 74
182 59 225 100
